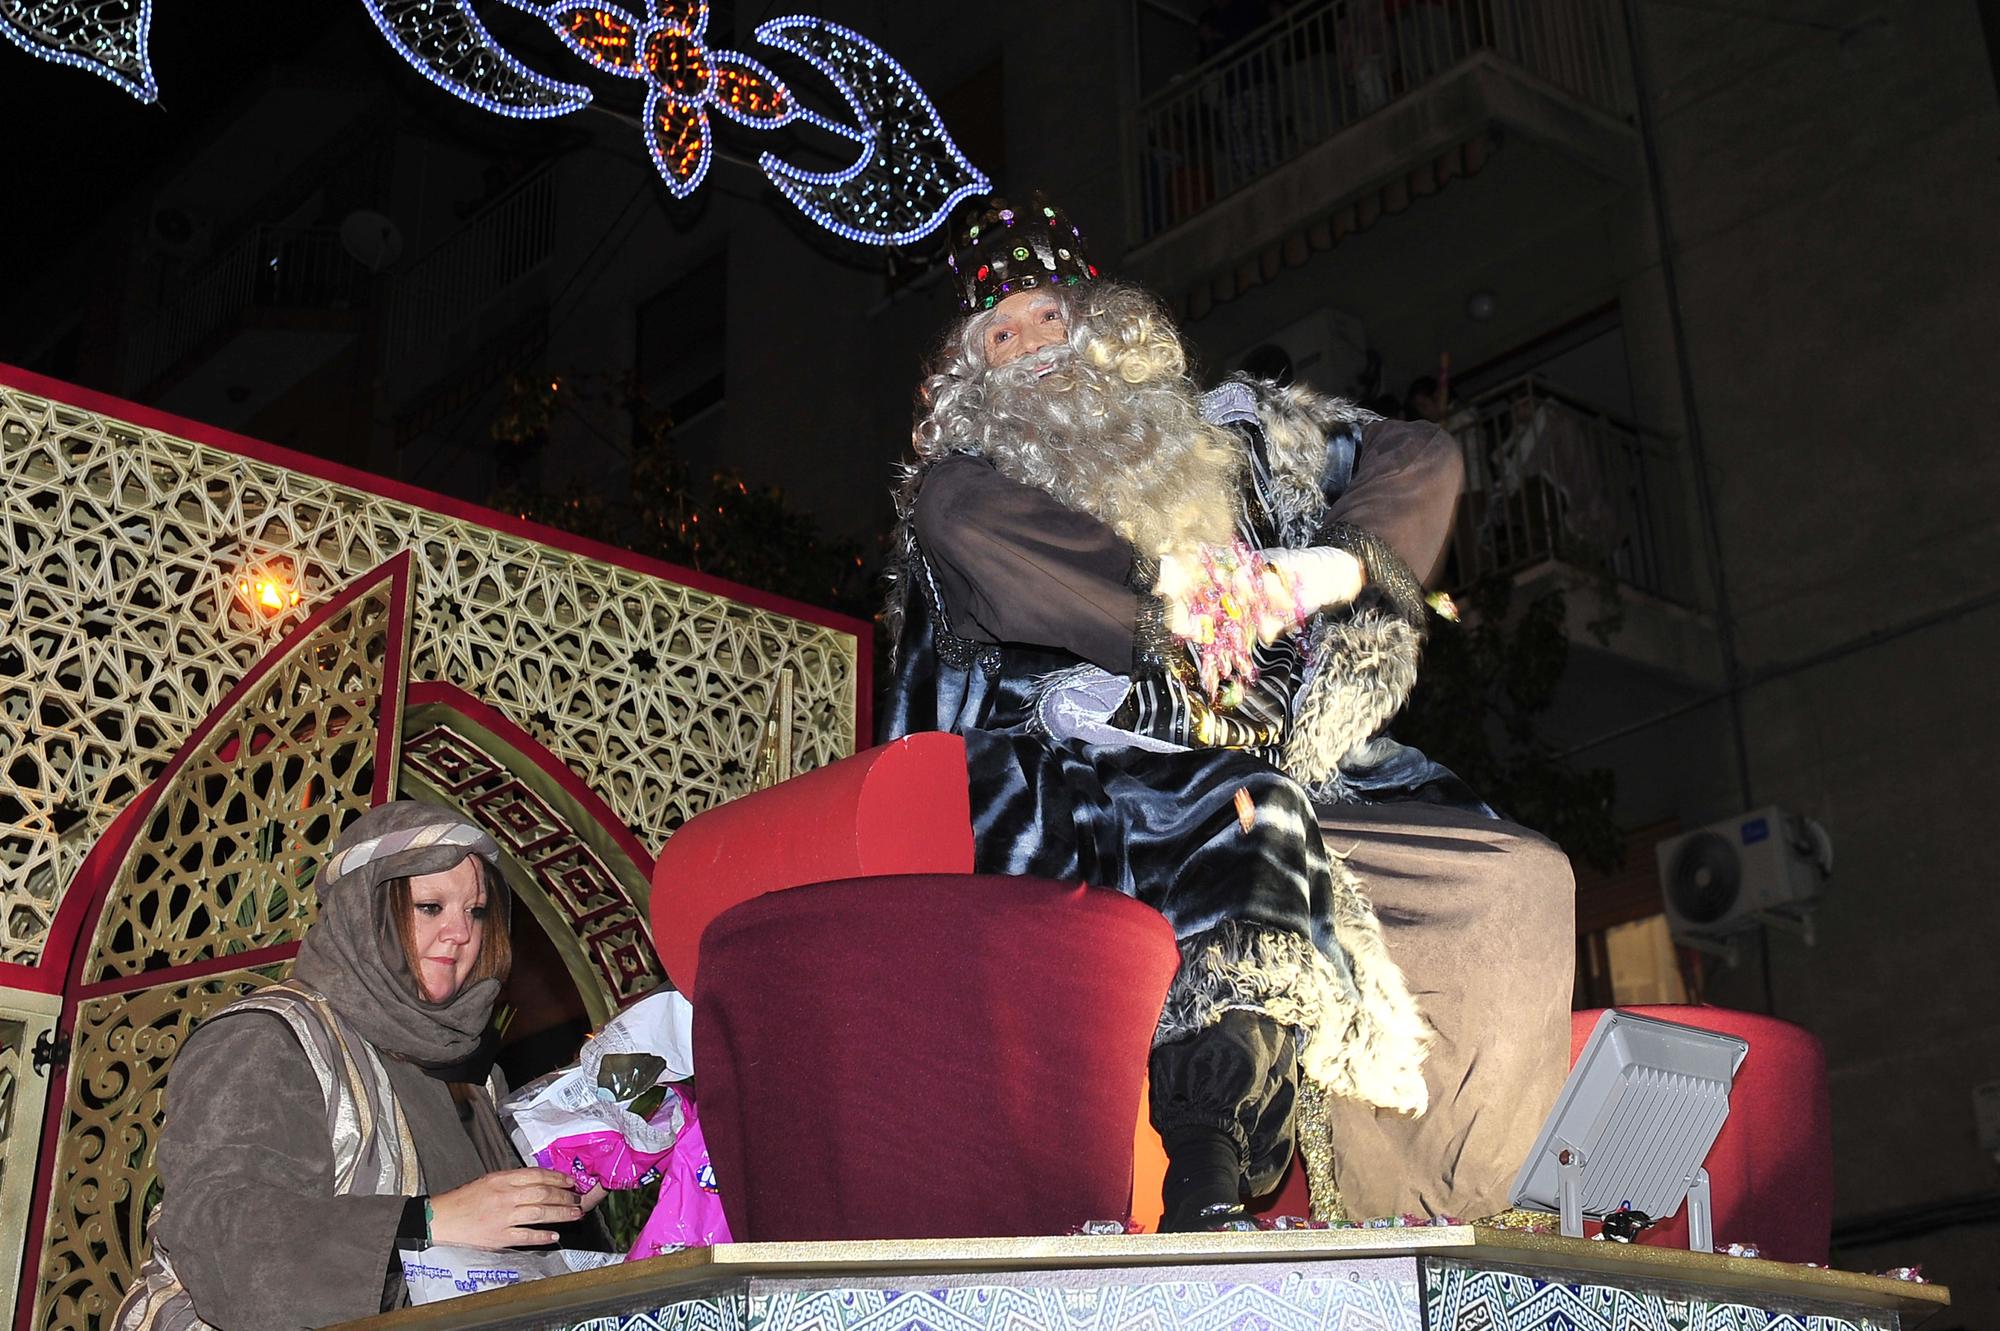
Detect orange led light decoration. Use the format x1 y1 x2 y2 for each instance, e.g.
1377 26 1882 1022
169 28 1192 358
235 568 303 614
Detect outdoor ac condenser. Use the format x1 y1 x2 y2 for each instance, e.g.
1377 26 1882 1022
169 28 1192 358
1656 806 1831 947
1230 307 1369 396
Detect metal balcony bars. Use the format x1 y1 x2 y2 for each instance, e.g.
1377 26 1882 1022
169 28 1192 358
382 164 560 367
1447 374 1673 601
1133 0 1630 239
137 226 366 387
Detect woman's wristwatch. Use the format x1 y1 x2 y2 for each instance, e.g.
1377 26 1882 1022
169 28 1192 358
397 1194 433 1251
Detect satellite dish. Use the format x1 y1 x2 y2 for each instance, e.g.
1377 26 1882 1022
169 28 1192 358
339 210 405 272
1664 830 1740 926
148 206 207 258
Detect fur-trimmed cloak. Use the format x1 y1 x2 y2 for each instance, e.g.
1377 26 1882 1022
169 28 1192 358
883 377 1482 1116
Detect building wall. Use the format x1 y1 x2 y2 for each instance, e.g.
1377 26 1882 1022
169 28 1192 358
1629 1 2000 1318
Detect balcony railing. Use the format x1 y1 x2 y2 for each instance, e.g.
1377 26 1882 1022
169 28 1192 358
383 165 558 367
1135 0 1630 239
137 226 367 385
1445 376 1677 602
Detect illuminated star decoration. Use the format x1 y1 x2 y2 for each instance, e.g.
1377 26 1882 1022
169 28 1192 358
752 16 990 246
0 0 157 101
538 0 796 197
365 0 988 245
360 0 591 118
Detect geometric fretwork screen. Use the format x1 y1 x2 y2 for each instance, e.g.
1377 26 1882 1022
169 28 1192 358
31 967 284 1331
80 581 396 982
0 379 861 967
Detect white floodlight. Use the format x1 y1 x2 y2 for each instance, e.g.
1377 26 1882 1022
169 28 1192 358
1509 1010 1748 1252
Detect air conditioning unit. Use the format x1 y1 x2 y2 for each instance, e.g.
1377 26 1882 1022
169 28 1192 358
147 204 211 260
1229 307 1369 396
1656 806 1831 954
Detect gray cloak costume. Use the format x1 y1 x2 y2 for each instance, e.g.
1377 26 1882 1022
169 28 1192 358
118 803 521 1330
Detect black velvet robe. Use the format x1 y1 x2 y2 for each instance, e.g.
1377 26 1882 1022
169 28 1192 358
882 404 1473 1024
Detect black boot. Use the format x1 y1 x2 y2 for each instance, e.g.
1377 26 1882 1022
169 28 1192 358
1158 1126 1248 1232
1150 1008 1302 1231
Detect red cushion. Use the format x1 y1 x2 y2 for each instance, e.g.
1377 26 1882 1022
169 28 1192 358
1569 1005 1832 1263
650 734 974 994
693 873 1180 1241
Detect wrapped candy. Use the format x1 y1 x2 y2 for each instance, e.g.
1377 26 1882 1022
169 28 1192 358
502 990 697 1189
626 1089 731 1258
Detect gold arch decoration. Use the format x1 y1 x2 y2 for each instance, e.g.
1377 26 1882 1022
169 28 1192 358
80 575 400 982
30 561 412 1331
399 695 665 1023
0 378 862 966
31 968 282 1331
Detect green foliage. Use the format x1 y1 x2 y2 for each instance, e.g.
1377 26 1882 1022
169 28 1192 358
1399 573 1625 873
486 372 875 618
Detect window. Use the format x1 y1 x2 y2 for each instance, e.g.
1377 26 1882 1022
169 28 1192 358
635 250 727 429
1573 821 1696 1008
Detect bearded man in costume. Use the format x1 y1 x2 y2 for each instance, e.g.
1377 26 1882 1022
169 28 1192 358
883 197 1576 1231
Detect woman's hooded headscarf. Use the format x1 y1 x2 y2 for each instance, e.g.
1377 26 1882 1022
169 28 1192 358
291 800 510 1069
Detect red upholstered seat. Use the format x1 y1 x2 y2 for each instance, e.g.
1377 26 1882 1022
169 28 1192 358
692 873 1181 1240
1569 1005 1832 1264
651 733 974 994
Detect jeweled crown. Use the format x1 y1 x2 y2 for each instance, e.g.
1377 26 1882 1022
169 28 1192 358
947 193 1099 312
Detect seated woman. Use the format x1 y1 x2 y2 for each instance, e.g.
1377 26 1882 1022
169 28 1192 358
114 800 599 1330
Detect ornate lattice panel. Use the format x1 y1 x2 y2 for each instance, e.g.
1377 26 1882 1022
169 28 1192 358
402 723 665 1010
1423 1260 1889 1331
0 992 60 1318
80 580 396 981
0 381 859 965
32 967 283 1331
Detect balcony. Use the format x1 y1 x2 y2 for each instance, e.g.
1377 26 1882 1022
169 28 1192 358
381 165 559 393
1438 376 1721 688
1125 0 1637 306
132 225 370 422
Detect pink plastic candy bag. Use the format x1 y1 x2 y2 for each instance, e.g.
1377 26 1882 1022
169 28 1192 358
534 1127 674 1193
627 1089 731 1258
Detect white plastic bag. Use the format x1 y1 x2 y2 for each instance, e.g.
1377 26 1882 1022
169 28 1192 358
581 990 695 1085
397 1245 621 1304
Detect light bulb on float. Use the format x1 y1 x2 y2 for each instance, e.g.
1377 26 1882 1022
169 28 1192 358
235 568 302 615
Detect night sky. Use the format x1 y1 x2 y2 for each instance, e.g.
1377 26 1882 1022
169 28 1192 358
1 5 353 275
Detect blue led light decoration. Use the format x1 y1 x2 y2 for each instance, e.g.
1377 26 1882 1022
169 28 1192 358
752 16 990 247
0 0 157 101
363 0 989 244
362 0 591 119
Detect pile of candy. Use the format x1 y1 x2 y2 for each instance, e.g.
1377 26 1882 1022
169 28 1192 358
1160 540 1307 704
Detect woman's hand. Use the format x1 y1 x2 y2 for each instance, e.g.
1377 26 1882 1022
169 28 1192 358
428 1168 585 1248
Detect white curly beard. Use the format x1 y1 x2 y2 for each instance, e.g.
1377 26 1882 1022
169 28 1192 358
966 348 1245 558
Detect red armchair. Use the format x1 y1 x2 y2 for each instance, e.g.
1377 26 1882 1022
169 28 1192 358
652 736 1834 1257
654 736 1179 1240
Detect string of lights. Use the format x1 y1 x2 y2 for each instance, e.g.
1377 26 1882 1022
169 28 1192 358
6 0 990 245
360 0 592 119
751 16 990 246
0 0 157 102
387 0 988 242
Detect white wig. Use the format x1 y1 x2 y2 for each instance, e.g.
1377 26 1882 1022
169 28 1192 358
911 280 1243 559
